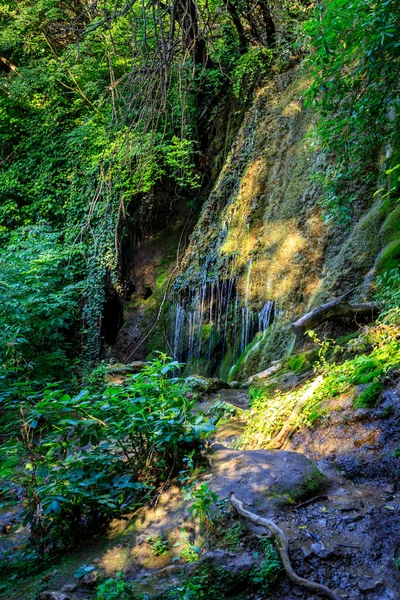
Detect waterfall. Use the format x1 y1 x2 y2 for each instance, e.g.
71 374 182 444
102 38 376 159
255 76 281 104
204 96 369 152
170 105 266 377
170 273 275 377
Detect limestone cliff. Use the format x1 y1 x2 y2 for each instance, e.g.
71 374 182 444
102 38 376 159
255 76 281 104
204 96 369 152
116 64 399 380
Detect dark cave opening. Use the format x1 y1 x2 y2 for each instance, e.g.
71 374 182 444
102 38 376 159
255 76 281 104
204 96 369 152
143 286 153 300
102 295 124 345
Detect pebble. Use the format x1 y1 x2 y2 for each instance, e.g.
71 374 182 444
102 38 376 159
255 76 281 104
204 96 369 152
61 584 78 593
358 577 382 593
39 593 70 600
310 542 335 559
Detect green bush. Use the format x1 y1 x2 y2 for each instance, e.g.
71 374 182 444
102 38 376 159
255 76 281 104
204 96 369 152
0 356 214 553
95 573 136 600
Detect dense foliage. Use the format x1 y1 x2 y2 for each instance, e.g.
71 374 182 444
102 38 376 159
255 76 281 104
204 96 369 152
1 0 400 596
305 0 400 219
0 0 310 376
0 356 213 563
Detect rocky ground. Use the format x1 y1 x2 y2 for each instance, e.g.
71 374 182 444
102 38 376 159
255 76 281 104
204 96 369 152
1 376 400 600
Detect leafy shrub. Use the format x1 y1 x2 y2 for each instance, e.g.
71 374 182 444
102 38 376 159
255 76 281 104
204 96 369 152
0 356 214 553
305 0 400 219
249 538 281 591
187 482 218 530
376 269 400 312
0 225 84 378
95 572 136 600
148 535 169 556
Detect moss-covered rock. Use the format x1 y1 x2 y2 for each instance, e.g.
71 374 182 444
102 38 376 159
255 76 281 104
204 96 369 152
376 240 400 274
381 204 400 246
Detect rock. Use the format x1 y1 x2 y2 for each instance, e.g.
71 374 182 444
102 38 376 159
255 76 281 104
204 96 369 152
384 483 395 495
196 549 257 577
344 514 364 523
208 446 328 513
229 381 241 389
61 584 78 593
357 577 383 593
105 361 147 383
81 570 98 588
185 376 230 393
39 593 70 600
300 544 314 559
310 542 335 559
40 570 58 583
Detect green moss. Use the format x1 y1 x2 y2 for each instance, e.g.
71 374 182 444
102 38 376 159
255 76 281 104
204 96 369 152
357 367 385 384
273 466 327 505
381 205 400 246
376 240 400 274
351 358 381 384
286 349 318 373
231 325 295 382
354 381 383 408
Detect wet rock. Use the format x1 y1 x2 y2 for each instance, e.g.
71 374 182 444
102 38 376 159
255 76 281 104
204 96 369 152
357 577 382 593
81 570 98 588
229 381 241 389
185 376 230 392
39 592 70 600
61 584 78 593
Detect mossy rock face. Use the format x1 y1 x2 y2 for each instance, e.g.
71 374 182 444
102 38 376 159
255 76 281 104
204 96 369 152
381 205 400 246
285 349 318 373
230 325 295 382
376 240 400 274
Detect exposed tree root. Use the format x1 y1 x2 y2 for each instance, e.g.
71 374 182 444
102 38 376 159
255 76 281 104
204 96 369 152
230 494 342 600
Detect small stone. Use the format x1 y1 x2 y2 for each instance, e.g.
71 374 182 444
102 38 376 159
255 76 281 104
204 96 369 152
342 513 364 523
61 584 78 593
81 570 98 588
39 593 70 600
310 542 335 559
384 484 395 495
358 577 382 593
301 545 314 559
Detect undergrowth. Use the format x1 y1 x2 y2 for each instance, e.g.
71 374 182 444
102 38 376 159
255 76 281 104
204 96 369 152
242 309 400 448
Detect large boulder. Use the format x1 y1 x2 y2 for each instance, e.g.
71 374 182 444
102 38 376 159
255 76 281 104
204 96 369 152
208 446 327 513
